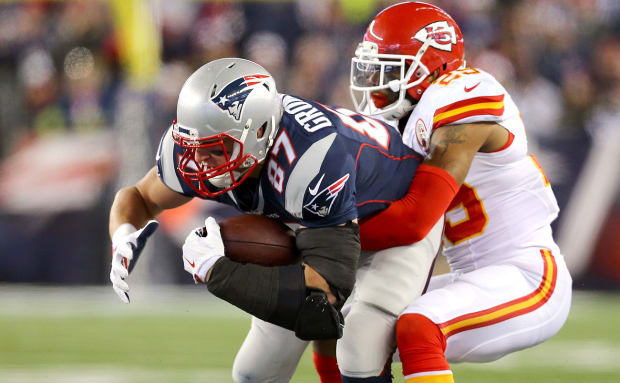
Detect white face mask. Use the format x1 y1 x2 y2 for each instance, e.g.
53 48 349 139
350 41 430 120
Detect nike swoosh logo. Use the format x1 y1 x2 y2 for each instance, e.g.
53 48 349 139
308 174 325 196
464 82 480 92
184 257 195 268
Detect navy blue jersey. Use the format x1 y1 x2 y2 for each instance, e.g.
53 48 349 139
157 94 422 228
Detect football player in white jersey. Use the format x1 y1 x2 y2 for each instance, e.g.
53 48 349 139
333 2 573 383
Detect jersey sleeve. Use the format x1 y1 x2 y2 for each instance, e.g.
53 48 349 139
302 135 358 227
281 132 358 228
403 68 514 156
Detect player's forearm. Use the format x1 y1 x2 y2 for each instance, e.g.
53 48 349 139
424 127 479 185
358 124 496 250
423 152 470 186
109 186 162 238
359 165 458 250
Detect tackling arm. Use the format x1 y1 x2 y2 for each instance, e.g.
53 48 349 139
360 122 507 250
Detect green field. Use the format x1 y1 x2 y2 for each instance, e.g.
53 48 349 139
1 286 619 382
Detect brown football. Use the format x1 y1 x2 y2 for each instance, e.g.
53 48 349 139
218 214 299 266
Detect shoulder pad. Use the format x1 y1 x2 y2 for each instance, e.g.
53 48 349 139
285 133 338 218
403 68 509 155
156 126 186 194
281 94 335 134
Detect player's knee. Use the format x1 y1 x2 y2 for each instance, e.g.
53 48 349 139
231 363 268 383
338 302 397 377
396 313 447 363
231 347 273 383
231 368 254 383
232 356 294 383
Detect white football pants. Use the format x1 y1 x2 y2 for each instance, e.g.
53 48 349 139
231 218 444 382
397 247 572 363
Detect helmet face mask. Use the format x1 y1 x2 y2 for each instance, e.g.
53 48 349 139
172 125 257 197
350 40 431 118
350 2 465 120
173 58 281 198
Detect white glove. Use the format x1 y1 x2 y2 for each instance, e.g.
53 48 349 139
110 220 159 303
182 217 225 283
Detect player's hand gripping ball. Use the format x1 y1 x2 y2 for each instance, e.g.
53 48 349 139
183 217 225 283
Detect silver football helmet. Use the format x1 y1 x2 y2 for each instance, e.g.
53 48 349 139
172 58 281 197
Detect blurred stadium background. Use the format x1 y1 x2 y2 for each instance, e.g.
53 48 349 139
0 0 619 382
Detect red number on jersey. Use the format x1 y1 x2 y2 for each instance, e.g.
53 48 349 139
327 107 391 150
436 67 480 86
267 130 296 193
271 129 297 165
267 159 285 194
444 183 488 245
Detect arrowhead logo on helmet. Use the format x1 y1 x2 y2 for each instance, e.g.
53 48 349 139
211 74 271 121
414 21 457 52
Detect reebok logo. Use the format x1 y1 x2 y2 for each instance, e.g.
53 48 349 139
464 82 480 92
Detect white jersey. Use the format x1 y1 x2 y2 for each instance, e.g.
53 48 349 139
402 68 560 272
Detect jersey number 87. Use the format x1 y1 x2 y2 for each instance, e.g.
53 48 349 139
266 108 391 193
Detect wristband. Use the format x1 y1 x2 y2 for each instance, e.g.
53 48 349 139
112 223 137 246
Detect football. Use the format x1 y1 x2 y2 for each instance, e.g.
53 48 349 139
218 214 299 266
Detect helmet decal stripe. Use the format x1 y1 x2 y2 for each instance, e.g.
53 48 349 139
368 20 384 41
243 74 270 86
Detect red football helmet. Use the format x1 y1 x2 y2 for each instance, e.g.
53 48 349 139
350 2 465 119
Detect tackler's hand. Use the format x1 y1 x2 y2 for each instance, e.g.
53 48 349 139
182 217 225 283
109 220 159 303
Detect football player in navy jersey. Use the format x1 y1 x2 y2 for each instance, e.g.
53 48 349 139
108 58 444 382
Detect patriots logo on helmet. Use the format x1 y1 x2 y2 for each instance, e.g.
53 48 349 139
414 21 456 52
303 174 350 217
211 74 271 121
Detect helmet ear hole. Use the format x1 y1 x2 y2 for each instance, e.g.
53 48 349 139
257 121 268 139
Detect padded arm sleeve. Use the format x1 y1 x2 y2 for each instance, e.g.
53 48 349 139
359 164 459 251
207 260 305 330
206 224 359 340
296 223 360 305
